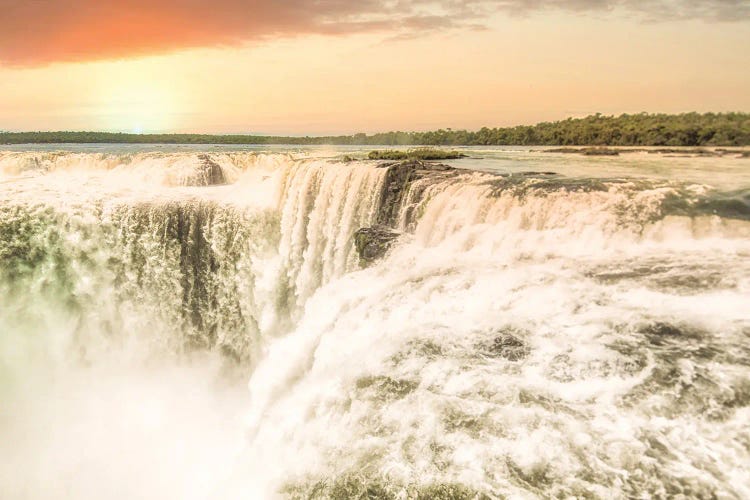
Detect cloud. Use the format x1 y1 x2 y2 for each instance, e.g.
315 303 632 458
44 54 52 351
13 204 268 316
0 0 747 66
0 0 485 66
491 0 750 22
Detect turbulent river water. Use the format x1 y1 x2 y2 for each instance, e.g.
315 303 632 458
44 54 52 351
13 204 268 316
1 145 749 499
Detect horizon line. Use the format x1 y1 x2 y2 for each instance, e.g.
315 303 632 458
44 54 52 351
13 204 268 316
1 111 748 138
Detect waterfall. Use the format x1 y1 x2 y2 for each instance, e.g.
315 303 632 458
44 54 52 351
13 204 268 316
1 150 749 499
0 152 387 364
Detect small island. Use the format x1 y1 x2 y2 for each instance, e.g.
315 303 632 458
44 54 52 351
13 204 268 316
367 149 466 161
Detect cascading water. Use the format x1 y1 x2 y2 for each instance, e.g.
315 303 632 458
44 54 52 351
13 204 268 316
0 151 385 360
1 148 749 499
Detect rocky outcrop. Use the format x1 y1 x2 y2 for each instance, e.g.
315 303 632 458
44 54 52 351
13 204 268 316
368 149 467 161
545 147 620 156
196 154 226 185
354 226 400 266
376 159 457 227
482 330 530 361
353 160 463 267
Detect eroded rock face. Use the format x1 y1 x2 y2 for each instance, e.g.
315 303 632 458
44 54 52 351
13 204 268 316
354 226 400 266
353 160 463 267
196 154 226 185
376 160 457 226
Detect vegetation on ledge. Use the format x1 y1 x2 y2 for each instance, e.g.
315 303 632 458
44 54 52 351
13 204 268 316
2 112 749 146
368 148 466 161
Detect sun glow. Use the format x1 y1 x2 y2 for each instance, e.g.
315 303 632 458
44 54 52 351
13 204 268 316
96 75 181 133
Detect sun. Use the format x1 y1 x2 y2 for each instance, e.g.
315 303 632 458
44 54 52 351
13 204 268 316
95 71 181 133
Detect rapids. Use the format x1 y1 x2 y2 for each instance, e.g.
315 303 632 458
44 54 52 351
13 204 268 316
1 147 749 499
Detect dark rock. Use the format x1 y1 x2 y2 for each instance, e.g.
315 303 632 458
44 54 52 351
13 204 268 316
353 226 400 266
196 154 226 185
376 159 458 227
648 148 717 156
353 160 463 266
118 202 249 359
518 171 558 176
484 175 612 199
545 147 620 156
582 147 620 156
355 375 418 401
480 330 530 361
637 322 706 347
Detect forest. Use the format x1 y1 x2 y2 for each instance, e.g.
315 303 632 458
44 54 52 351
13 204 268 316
2 112 748 146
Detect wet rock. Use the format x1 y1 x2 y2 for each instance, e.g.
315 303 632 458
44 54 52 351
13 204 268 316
376 159 458 227
355 375 418 401
196 154 226 185
648 148 718 156
545 147 620 156
443 406 484 437
546 354 575 382
483 175 612 199
116 201 250 360
517 171 558 176
353 226 400 266
481 331 530 361
638 322 705 347
581 147 620 156
506 457 554 490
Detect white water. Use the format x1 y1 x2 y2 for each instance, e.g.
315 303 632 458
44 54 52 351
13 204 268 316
1 149 749 499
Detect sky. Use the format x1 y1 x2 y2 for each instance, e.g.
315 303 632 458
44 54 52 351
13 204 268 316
0 0 748 134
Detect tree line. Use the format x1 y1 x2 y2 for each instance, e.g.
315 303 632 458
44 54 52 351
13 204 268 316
2 112 748 146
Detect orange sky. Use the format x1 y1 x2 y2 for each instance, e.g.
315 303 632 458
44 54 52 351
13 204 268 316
0 1 748 134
